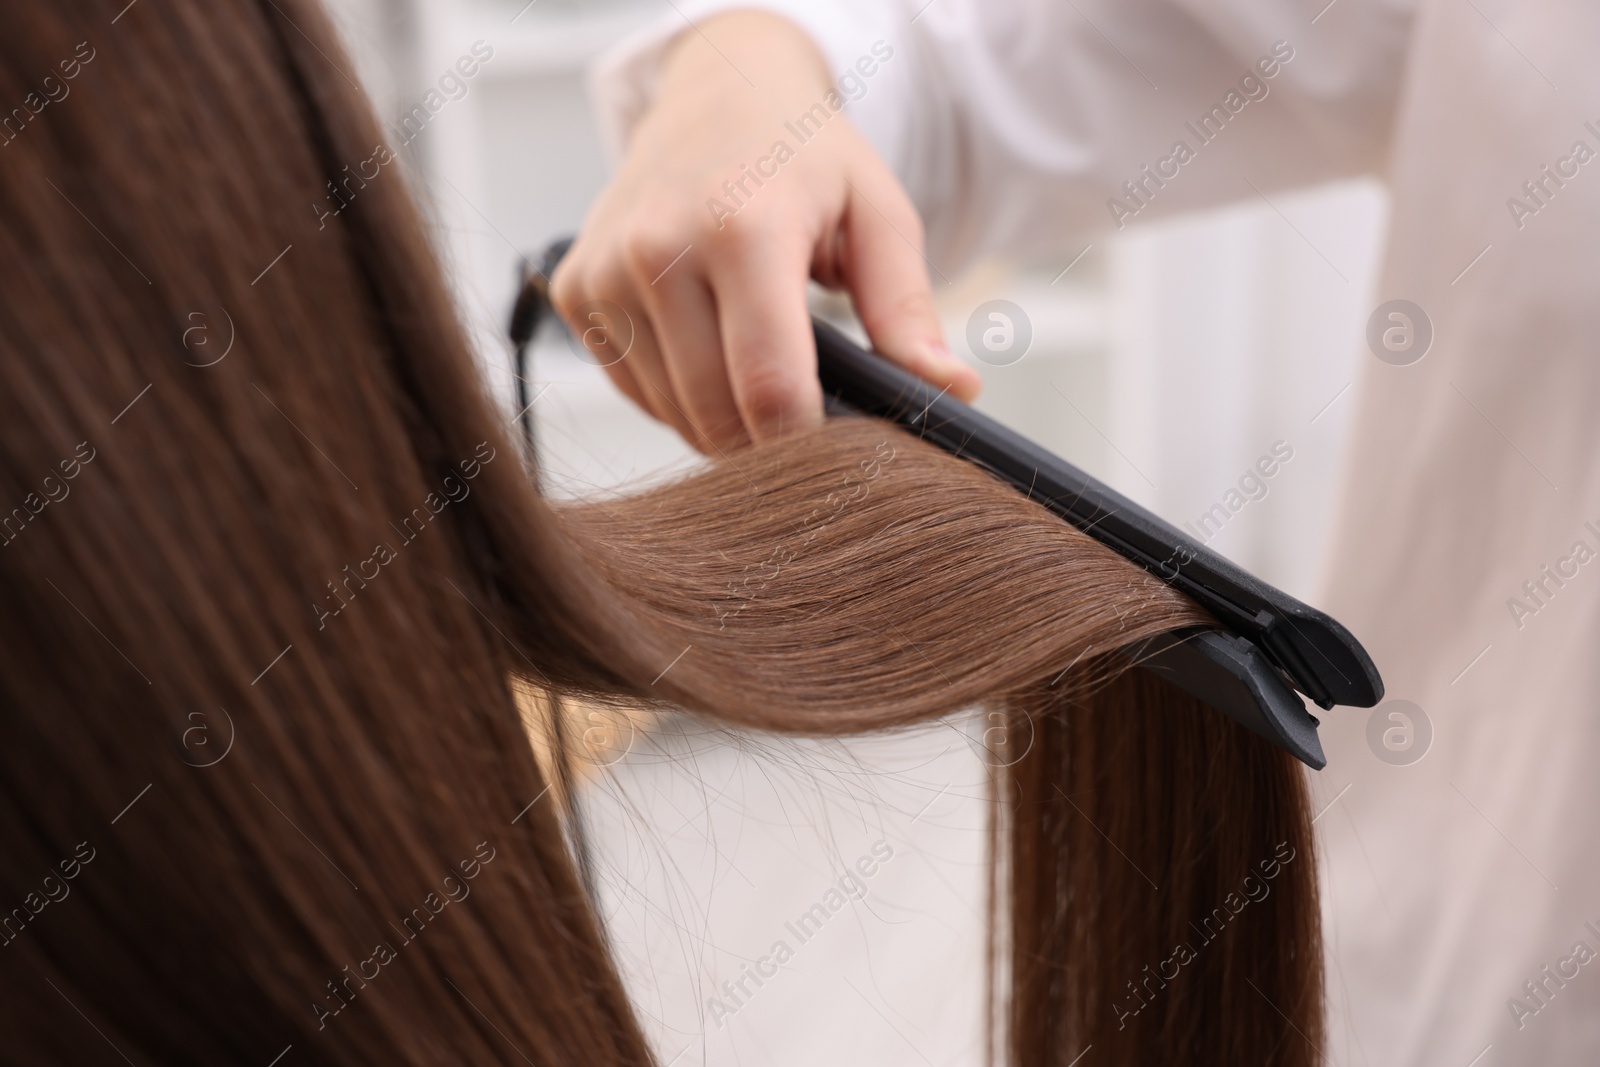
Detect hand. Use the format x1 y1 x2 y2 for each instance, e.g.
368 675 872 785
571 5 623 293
551 10 980 453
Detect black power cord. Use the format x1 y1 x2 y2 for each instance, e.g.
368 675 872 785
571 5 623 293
506 236 574 456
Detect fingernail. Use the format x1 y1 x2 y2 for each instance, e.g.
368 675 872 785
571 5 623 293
922 339 957 375
927 341 981 399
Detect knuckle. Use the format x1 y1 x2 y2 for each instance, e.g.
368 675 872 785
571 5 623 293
885 287 939 330
723 211 795 256
721 209 776 243
895 205 926 245
691 402 748 449
736 366 815 433
548 262 584 318
621 220 691 284
861 152 919 211
863 186 925 246
856 284 937 341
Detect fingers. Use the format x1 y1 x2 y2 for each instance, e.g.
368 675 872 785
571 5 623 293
637 264 749 453
551 253 700 445
599 356 649 417
840 171 981 402
614 319 701 447
707 224 823 443
555 113 965 451
563 222 826 451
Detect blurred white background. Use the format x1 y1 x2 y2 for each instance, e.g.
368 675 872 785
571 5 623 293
323 1 1387 1062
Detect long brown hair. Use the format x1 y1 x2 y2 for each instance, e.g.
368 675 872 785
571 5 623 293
0 2 1320 1064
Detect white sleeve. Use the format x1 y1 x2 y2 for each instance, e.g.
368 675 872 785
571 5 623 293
590 0 1417 272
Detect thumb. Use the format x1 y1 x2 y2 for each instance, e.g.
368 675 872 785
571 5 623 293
840 176 981 401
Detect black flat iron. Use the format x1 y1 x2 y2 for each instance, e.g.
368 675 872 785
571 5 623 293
509 238 1383 769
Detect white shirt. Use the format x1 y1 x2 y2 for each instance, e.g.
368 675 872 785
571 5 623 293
592 2 1600 1063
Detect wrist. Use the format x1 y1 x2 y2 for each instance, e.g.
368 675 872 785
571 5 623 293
655 10 833 118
